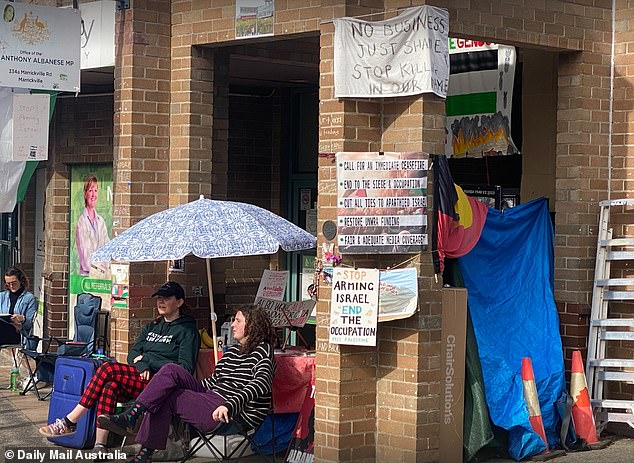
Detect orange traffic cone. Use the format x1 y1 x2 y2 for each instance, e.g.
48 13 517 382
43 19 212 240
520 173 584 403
522 357 549 452
570 350 599 444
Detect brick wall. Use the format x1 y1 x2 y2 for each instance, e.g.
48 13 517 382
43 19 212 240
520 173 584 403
43 95 114 339
21 0 628 460
604 2 634 400
112 1 172 361
166 1 616 461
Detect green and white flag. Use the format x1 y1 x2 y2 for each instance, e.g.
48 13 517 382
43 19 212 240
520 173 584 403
0 87 28 213
0 88 56 213
445 39 518 157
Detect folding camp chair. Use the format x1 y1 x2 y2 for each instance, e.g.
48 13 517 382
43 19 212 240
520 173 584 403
20 293 106 400
181 414 276 463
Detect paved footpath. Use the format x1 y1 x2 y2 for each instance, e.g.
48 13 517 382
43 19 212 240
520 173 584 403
1 356 633 462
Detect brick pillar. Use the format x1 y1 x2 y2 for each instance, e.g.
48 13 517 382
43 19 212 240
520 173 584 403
169 38 219 322
379 98 444 462
316 4 443 462
112 1 172 361
43 164 71 339
555 49 611 370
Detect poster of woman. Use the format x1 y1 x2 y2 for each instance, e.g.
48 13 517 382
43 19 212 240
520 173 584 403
68 165 113 332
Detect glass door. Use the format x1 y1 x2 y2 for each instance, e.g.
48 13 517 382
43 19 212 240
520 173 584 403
0 210 17 275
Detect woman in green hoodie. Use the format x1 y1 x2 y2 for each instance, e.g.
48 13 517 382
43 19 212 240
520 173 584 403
39 281 199 455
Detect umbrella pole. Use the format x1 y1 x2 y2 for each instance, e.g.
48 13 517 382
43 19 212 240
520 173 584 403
205 258 220 363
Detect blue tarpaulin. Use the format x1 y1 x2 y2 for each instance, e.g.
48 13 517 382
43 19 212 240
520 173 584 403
459 198 565 460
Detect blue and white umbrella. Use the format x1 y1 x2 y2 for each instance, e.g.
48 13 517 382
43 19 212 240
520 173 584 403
92 196 317 359
91 196 316 262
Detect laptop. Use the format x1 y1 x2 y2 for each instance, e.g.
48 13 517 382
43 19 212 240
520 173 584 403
0 315 21 346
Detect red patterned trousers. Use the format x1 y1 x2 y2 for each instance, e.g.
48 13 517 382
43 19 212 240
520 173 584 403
78 361 148 426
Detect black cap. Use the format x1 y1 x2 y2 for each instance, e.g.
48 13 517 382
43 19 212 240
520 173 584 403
152 281 185 300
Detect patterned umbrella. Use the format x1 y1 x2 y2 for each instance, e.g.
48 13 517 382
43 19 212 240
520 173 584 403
92 196 317 360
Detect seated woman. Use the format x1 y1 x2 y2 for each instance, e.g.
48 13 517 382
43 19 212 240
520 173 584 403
98 304 275 463
0 266 37 349
39 281 199 458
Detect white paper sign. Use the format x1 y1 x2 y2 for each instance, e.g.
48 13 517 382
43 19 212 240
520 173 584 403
334 6 449 98
0 1 81 91
255 269 288 302
329 268 379 346
12 93 49 161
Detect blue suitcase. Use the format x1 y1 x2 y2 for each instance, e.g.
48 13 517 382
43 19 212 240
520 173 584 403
47 357 102 449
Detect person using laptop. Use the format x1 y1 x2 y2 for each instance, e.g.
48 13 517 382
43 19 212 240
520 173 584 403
0 266 37 349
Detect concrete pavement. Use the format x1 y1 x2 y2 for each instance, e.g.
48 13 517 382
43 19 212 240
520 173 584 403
1 353 633 462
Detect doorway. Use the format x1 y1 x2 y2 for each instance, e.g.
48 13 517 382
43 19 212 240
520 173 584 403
220 35 320 309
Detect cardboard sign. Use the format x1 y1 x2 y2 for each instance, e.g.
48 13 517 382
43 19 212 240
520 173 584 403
12 93 50 161
255 298 315 328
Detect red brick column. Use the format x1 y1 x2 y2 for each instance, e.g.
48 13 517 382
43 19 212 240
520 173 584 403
112 1 172 361
316 4 444 462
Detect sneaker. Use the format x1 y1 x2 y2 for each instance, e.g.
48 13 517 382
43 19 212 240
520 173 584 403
97 413 139 438
39 418 76 437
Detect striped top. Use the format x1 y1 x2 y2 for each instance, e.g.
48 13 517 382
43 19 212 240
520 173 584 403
201 342 274 429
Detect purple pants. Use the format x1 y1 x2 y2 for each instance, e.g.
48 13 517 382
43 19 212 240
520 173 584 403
135 363 225 449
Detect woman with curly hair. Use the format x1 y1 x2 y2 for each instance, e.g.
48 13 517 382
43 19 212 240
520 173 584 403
98 304 275 463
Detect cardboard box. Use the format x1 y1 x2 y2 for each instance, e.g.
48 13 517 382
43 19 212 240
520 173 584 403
439 288 468 463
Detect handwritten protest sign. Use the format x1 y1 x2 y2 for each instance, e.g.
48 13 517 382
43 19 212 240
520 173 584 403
255 269 288 302
12 93 49 161
334 5 449 98
255 298 315 328
329 268 379 346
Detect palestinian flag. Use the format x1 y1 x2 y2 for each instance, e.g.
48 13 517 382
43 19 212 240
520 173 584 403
445 39 518 157
432 155 488 274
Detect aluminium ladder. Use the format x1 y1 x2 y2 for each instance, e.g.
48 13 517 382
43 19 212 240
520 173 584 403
586 198 634 431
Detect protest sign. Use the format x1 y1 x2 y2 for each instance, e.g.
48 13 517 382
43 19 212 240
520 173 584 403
255 298 315 328
285 384 315 463
379 267 418 322
329 268 379 346
255 269 288 302
445 40 518 157
12 93 49 161
334 5 449 98
337 152 429 254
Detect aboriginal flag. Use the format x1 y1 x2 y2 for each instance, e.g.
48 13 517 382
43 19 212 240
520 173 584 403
432 155 488 274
